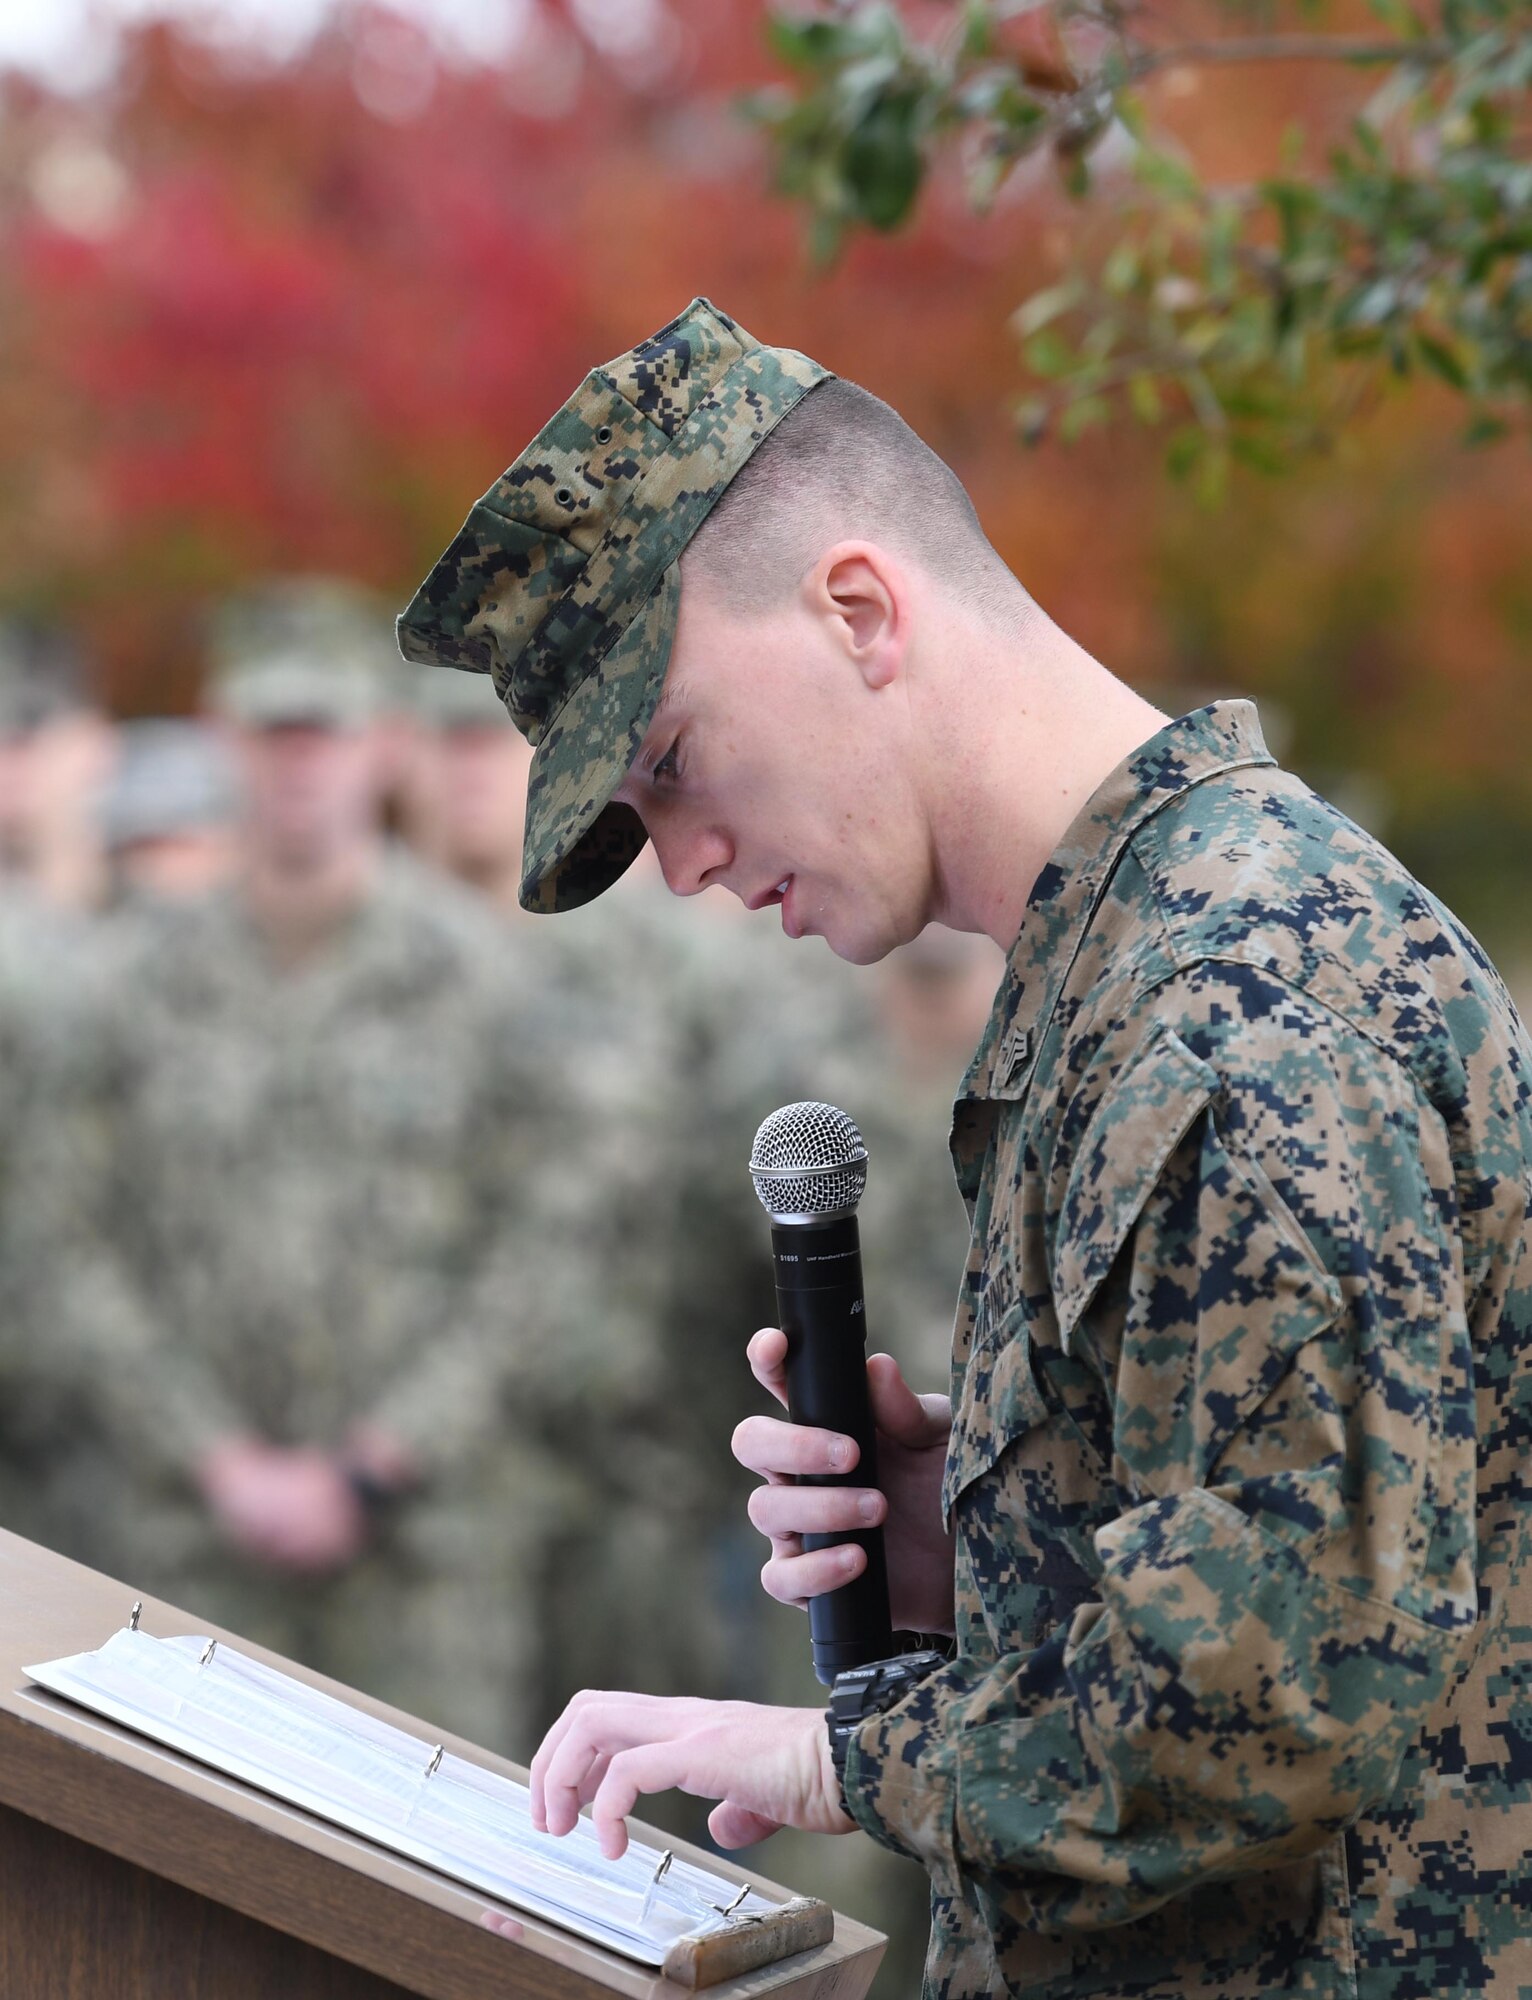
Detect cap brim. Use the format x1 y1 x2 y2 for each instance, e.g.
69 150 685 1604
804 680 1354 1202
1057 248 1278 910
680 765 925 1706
517 563 678 914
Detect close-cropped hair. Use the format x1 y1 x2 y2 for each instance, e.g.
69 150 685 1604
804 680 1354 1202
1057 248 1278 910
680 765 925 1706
681 376 1030 627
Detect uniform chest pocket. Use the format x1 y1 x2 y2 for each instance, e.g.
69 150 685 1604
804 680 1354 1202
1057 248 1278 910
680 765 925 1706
942 1292 1051 1523
942 1291 1105 1643
1050 1021 1343 1497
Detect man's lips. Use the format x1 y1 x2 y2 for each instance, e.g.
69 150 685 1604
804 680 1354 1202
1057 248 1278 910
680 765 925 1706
744 875 792 913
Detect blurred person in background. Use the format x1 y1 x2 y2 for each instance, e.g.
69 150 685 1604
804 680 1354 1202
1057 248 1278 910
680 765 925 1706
0 865 107 1566
98 717 238 906
50 581 659 1759
0 623 108 1552
403 663 532 914
0 619 114 912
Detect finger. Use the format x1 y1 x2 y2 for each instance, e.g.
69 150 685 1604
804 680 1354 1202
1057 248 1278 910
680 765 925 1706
746 1327 790 1408
530 1692 596 1829
540 1718 605 1839
538 1695 701 1838
866 1352 951 1448
479 1911 525 1941
747 1483 885 1540
590 1741 700 1861
709 1800 783 1848
761 1541 867 1609
732 1414 858 1480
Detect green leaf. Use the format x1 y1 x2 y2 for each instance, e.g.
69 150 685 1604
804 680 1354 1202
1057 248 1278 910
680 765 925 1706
1230 434 1290 476
766 17 853 72
960 0 995 60
1129 373 1164 424
807 210 846 267
1193 442 1231 508
1060 394 1111 441
1024 329 1074 378
1103 243 1141 295
1365 0 1420 38
1012 279 1083 338
1059 150 1092 199
1416 333 1470 388
1279 124 1307 171
842 94 925 230
1135 146 1203 202
1165 425 1205 481
1463 411 1510 446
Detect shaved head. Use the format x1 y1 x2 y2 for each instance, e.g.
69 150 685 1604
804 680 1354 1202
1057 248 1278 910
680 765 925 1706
680 376 1034 633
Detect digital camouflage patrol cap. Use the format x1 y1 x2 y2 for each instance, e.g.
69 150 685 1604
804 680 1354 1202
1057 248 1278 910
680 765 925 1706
396 298 832 913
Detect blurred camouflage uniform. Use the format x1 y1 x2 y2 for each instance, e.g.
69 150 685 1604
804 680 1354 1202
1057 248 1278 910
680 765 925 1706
63 848 661 1754
57 596 664 1755
0 890 109 1559
842 701 1532 2000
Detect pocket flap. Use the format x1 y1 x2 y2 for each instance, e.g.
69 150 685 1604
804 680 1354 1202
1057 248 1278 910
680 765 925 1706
942 1293 1049 1522
1052 1022 1221 1353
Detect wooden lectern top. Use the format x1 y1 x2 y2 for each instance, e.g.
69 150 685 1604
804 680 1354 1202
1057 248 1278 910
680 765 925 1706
0 1530 884 2000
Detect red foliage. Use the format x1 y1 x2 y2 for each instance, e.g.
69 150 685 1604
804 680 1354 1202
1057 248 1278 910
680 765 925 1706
0 1 1525 937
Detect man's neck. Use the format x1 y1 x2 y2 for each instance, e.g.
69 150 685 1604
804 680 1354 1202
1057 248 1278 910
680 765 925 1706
921 615 1170 954
239 841 380 969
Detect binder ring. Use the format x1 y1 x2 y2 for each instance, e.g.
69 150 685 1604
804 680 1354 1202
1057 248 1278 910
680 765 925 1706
129 1601 142 1633
199 1639 218 1668
425 1744 444 1779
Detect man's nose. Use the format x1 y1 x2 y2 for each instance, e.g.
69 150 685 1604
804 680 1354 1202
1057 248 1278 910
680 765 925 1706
652 818 732 898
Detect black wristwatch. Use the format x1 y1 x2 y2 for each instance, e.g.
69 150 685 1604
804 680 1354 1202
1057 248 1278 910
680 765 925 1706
825 1648 948 1817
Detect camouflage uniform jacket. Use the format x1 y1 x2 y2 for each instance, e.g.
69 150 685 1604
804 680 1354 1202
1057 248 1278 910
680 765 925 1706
65 852 656 1529
842 703 1532 2000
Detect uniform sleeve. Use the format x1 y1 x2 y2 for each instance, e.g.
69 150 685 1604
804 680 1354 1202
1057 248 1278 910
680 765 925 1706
842 971 1479 1934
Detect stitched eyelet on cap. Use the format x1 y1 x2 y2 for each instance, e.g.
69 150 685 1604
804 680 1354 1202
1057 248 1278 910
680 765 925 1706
595 426 613 444
554 486 575 507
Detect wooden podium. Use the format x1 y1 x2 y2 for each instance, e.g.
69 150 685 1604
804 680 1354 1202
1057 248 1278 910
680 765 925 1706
0 1530 885 1998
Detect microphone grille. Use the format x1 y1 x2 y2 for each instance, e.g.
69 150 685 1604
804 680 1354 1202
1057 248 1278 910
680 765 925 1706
748 1100 868 1220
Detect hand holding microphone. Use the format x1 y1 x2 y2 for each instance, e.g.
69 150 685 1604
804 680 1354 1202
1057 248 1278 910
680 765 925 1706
736 1330 956 1633
741 1103 957 1683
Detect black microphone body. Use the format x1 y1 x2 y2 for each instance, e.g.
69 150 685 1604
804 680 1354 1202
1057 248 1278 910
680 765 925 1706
770 1211 896 1684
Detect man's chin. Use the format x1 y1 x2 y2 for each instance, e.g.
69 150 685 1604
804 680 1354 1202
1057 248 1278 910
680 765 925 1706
823 914 915 968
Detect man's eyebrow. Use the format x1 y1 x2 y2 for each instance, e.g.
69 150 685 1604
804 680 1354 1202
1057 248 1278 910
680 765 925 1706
653 680 692 719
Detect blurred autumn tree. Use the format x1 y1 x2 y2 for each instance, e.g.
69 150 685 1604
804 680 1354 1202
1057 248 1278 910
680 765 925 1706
0 0 1526 948
755 0 1531 487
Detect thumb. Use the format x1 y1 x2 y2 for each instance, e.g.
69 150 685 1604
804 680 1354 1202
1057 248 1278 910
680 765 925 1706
867 1352 948 1448
708 1800 783 1848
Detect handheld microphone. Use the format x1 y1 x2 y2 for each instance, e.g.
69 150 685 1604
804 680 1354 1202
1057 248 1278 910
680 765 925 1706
748 1101 895 1686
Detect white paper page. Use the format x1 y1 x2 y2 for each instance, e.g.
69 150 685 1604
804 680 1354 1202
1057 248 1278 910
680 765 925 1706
26 1630 778 1965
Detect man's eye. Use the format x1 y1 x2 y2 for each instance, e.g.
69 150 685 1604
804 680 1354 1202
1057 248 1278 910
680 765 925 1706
653 739 682 784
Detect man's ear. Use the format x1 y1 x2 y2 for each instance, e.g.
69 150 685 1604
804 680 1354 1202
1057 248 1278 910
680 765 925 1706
807 541 908 691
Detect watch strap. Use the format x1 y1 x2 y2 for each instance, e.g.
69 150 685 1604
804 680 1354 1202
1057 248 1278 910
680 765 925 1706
825 1648 947 1817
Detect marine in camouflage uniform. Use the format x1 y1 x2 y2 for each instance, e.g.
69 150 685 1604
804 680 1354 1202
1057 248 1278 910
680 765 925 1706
398 300 1531 1994
838 699 1532 1997
61 620 659 1759
67 851 658 1756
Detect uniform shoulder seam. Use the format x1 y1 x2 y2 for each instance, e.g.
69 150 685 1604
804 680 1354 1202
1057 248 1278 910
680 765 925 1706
1141 950 1424 1096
